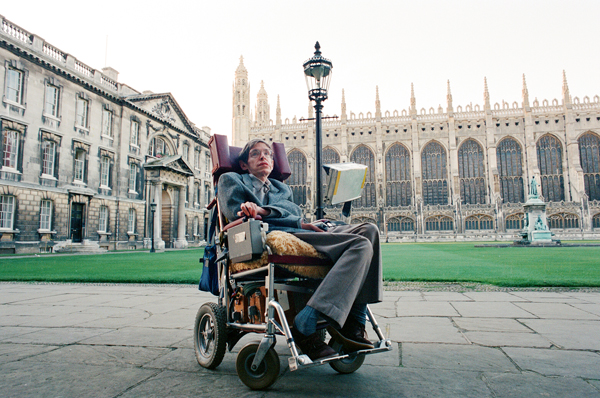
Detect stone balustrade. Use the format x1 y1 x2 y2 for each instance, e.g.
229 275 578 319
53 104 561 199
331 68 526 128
0 14 118 94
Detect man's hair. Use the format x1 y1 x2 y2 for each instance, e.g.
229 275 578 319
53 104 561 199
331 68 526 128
238 138 272 164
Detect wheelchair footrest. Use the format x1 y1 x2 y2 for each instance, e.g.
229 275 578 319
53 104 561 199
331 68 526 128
288 339 393 371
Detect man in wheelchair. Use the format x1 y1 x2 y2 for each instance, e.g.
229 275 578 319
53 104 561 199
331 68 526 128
218 138 383 360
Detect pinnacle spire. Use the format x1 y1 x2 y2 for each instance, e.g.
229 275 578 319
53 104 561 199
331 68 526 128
375 86 381 120
562 70 571 107
447 80 453 107
484 77 490 110
522 74 530 108
341 88 347 118
410 83 416 111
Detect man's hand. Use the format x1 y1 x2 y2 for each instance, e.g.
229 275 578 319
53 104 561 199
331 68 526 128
237 202 271 219
301 222 324 232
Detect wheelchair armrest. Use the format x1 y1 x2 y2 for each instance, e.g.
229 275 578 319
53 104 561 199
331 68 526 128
222 215 263 232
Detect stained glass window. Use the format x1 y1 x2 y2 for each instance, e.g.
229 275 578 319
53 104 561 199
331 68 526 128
350 145 376 207
578 132 600 201
458 139 486 204
536 135 565 202
287 149 308 206
497 138 524 203
385 143 411 206
422 142 448 205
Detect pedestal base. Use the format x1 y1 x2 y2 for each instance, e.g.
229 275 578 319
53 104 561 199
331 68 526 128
529 230 553 243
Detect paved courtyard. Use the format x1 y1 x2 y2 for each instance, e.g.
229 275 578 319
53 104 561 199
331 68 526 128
1 282 600 397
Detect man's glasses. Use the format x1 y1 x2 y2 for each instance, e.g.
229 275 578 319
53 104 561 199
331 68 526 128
249 149 273 159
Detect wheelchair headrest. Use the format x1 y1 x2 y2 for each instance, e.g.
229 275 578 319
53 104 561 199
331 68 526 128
208 134 291 183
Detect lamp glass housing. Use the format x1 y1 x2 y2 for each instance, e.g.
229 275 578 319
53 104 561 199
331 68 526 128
303 42 332 101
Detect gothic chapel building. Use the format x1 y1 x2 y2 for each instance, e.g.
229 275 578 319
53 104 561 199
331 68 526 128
232 57 600 241
0 16 212 253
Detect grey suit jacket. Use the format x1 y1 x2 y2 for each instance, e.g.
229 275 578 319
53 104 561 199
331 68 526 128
217 172 304 232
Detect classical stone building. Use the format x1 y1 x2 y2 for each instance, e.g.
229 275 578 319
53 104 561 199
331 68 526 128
0 15 212 253
233 57 600 241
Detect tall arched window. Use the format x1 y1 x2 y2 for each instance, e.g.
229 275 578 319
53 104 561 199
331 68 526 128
385 143 412 206
322 147 340 208
536 135 564 202
458 139 486 204
422 141 448 205
496 138 524 203
350 145 376 207
148 136 171 158
286 149 308 206
578 132 600 201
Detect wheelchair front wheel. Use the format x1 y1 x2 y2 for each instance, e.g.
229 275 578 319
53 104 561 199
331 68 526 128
328 339 365 374
236 341 280 390
194 302 227 369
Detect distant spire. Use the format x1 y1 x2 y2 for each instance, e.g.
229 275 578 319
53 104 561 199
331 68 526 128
276 95 281 125
341 88 347 119
484 77 491 110
410 83 416 115
562 70 571 107
522 74 530 109
446 80 453 113
375 86 381 120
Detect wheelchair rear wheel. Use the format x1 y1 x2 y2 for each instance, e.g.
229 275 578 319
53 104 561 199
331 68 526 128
328 339 365 374
194 302 227 369
236 341 280 390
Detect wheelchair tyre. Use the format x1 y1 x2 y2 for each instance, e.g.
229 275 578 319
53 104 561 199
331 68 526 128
328 339 365 374
236 341 280 390
194 302 227 369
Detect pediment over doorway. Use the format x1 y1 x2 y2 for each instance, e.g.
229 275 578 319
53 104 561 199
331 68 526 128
144 155 194 186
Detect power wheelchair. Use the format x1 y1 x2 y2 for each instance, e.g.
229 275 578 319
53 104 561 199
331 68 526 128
194 134 392 390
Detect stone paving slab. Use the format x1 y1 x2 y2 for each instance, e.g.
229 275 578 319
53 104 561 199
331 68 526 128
451 301 538 318
502 347 600 379
520 319 600 350
386 317 469 344
484 372 600 398
401 342 518 373
463 331 552 348
514 302 600 319
1 282 600 397
396 301 461 317
0 360 159 398
453 317 532 333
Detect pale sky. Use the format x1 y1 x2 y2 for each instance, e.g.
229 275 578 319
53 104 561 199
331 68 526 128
3 1 600 139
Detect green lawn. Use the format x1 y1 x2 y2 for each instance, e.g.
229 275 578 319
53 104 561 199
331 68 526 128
0 250 204 284
382 243 600 287
1 243 599 287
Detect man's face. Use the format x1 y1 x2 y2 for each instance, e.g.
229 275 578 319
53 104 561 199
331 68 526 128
239 142 273 181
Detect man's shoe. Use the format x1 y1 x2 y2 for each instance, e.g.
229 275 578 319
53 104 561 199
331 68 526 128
292 329 337 360
328 317 374 352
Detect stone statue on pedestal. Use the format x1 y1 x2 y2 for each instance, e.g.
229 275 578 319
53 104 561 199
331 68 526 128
529 176 538 199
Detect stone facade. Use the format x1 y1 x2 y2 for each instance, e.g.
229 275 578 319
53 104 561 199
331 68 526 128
0 15 212 253
232 58 600 242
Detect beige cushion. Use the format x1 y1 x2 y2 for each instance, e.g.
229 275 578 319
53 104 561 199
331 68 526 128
230 231 330 278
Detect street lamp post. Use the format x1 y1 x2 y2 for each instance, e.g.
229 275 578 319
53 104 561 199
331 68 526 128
303 41 333 220
150 200 156 253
